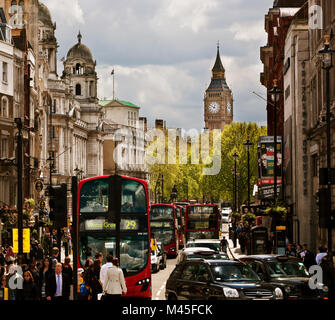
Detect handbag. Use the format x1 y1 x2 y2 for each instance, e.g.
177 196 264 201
80 282 90 297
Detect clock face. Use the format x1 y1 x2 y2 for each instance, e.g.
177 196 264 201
227 101 232 114
208 102 220 114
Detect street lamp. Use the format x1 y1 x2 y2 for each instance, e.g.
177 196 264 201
269 79 282 202
319 35 335 255
232 152 239 212
170 185 178 203
244 138 254 208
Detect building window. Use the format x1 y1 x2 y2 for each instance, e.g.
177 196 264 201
75 63 82 75
52 99 56 113
19 0 24 12
2 62 8 83
50 126 55 139
1 97 8 118
75 84 81 96
312 154 318 177
1 138 8 158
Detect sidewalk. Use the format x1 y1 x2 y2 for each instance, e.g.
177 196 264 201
227 238 244 260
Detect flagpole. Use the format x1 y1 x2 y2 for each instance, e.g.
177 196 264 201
113 67 115 100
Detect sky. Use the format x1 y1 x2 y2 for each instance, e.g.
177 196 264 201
42 0 273 131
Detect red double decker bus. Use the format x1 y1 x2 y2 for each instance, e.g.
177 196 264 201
150 204 179 257
184 204 220 242
77 175 151 299
174 205 185 249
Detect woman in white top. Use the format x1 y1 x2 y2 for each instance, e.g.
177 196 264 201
103 258 127 299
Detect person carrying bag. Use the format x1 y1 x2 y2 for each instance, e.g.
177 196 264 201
102 258 127 300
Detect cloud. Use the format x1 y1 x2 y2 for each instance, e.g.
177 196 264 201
228 20 265 42
41 0 84 26
43 0 272 130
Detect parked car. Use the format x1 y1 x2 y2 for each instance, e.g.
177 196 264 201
239 255 328 300
221 208 231 223
177 247 229 265
186 239 222 253
165 259 284 300
151 249 161 273
157 242 167 270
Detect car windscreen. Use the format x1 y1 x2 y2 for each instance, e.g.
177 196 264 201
265 260 310 278
188 253 228 260
187 242 221 252
210 264 260 282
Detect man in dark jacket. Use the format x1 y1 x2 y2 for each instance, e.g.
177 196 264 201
46 263 71 300
301 244 315 270
36 244 45 264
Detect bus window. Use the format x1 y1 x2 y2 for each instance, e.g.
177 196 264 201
79 178 109 213
150 206 173 220
121 180 146 213
78 235 148 274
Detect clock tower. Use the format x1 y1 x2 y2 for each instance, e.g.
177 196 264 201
204 44 233 130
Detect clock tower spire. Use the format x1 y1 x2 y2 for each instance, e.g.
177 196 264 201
204 44 233 130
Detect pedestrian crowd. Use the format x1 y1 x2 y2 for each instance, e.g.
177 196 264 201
231 220 256 254
78 252 127 301
0 242 127 301
0 245 73 300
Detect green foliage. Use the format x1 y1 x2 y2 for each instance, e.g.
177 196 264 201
264 205 287 219
202 122 267 205
147 122 267 205
231 212 242 221
242 213 256 222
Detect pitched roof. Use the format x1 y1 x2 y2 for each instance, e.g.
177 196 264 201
212 46 225 73
99 99 140 109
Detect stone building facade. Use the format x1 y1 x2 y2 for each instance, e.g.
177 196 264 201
260 0 307 137
0 1 104 232
101 99 147 180
283 3 316 249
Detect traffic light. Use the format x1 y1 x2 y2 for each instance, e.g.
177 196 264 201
48 184 67 228
317 188 330 228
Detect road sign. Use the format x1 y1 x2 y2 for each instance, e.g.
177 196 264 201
12 228 30 253
23 228 30 253
35 181 44 193
12 228 18 253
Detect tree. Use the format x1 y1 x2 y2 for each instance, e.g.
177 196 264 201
146 122 267 206
202 122 267 207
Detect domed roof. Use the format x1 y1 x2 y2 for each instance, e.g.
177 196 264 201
66 32 94 63
38 2 54 27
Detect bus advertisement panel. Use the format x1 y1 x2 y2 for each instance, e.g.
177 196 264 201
257 136 283 199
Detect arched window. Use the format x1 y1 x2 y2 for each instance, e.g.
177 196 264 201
1 97 8 118
75 63 82 75
75 84 81 96
89 81 94 97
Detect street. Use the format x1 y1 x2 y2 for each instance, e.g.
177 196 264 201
151 224 235 300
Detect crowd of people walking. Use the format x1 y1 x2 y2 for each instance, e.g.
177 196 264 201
0 241 127 301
